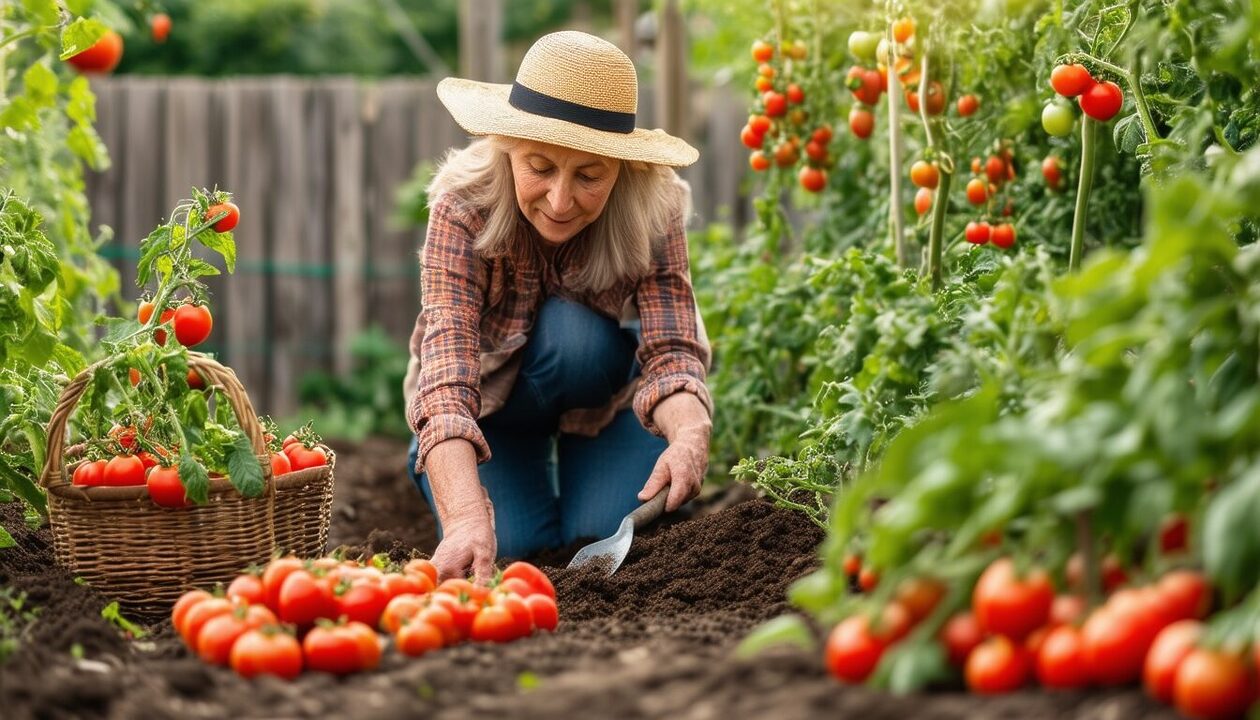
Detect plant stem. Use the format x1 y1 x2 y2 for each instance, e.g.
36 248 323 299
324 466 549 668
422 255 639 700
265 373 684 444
886 12 907 267
1076 510 1102 608
918 49 950 290
1127 54 1160 147
1069 117 1097 272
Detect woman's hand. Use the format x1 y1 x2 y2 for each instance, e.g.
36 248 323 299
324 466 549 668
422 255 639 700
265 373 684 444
430 500 497 584
638 423 710 513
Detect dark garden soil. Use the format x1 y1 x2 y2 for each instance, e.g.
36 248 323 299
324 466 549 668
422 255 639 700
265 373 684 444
0 436 1177 720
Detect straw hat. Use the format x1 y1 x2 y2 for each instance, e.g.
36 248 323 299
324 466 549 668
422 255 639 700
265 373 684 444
436 31 698 167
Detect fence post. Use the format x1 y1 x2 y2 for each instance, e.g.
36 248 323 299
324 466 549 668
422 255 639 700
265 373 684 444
655 0 687 139
458 0 505 82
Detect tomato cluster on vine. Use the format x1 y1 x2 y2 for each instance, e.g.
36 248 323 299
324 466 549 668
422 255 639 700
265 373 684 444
958 143 1018 250
741 38 833 193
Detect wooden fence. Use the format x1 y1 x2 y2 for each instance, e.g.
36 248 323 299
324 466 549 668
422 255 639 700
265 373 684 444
84 76 750 416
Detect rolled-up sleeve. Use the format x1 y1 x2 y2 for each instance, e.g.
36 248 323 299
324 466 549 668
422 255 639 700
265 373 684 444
406 194 492 472
632 212 714 436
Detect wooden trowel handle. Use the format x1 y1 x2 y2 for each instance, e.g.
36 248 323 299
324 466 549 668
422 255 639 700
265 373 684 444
629 486 669 531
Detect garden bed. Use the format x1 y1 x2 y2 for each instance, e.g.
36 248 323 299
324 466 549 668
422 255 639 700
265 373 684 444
0 437 1176 719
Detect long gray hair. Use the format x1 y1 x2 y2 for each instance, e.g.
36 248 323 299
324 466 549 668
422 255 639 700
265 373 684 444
426 136 689 292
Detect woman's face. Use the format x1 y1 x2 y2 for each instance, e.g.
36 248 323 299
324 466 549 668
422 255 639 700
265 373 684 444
507 139 620 246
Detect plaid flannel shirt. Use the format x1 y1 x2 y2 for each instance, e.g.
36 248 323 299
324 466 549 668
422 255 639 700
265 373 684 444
403 188 712 473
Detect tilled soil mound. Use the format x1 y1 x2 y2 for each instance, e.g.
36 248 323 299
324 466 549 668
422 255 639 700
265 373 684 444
0 437 1177 719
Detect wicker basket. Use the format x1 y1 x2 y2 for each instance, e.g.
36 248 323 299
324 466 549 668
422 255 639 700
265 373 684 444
38 354 332 616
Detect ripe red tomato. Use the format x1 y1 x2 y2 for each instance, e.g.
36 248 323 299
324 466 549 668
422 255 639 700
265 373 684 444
502 561 557 600
1144 619 1204 703
858 567 880 592
786 83 805 105
173 304 213 347
914 187 933 216
381 594 425 634
1036 625 1089 688
197 604 277 666
842 553 862 577
892 17 915 43
72 459 108 487
763 91 787 118
966 635 1031 694
973 558 1054 641
226 574 265 606
205 202 240 233
1079 80 1123 121
186 368 205 390
470 603 521 643
939 611 984 667
740 125 764 150
751 39 774 63
151 13 171 43
957 94 979 117
1081 594 1164 685
262 556 304 612
754 76 773 93
230 628 303 680
269 451 292 478
811 125 833 145
920 81 946 115
799 166 827 193
337 580 390 629
991 223 1016 249
749 151 771 172
104 454 146 487
416 602 459 645
171 589 212 638
404 558 439 587
153 308 176 345
66 30 124 74
966 177 988 206
345 620 382 670
303 624 367 675
758 63 776 80
181 596 237 648
984 155 1006 184
1159 513 1189 554
849 107 875 140
846 67 882 106
146 465 188 508
383 571 432 599
1157 570 1212 622
894 577 945 622
773 141 799 167
278 570 336 626
804 140 827 163
285 444 328 471
1173 648 1257 720
397 620 445 657
1042 155 1063 191
523 593 559 632
137 300 155 325
1049 63 1095 98
909 160 939 190
824 614 891 683
965 221 991 245
749 114 772 135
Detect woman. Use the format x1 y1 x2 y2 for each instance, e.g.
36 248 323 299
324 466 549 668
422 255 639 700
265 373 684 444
403 30 712 583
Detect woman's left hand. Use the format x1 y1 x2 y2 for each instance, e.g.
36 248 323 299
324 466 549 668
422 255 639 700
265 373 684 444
638 423 710 512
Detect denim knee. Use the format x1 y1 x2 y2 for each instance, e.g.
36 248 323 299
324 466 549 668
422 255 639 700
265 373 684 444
520 297 636 411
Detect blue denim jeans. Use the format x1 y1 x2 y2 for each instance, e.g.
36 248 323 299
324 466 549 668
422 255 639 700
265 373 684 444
408 296 668 558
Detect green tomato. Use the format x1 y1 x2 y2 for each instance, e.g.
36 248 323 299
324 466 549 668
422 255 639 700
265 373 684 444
848 31 879 62
1041 101 1075 137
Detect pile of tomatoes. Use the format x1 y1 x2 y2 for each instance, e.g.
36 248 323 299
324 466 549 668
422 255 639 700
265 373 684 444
172 557 559 679
826 550 1258 720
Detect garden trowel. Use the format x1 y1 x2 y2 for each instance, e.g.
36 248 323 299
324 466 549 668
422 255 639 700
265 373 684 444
566 487 669 577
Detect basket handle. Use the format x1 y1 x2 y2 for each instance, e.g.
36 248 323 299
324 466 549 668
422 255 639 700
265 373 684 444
39 353 276 498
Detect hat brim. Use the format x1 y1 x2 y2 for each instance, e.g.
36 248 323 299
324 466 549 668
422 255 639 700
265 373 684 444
437 77 699 168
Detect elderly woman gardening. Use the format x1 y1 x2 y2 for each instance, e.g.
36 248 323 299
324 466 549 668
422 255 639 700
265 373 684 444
403 31 713 582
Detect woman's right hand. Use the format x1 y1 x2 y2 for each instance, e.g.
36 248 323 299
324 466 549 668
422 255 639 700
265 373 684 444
430 503 497 584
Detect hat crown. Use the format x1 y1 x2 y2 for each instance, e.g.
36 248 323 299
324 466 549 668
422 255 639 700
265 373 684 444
514 31 637 115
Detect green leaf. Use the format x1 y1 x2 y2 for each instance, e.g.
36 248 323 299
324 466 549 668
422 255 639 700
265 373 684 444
734 614 816 658
0 98 39 132
136 225 173 287
50 344 87 377
1203 464 1260 601
60 18 107 61
0 455 47 516
881 640 950 694
196 231 237 274
100 601 147 639
1113 114 1145 155
23 62 58 108
0 525 14 548
100 317 141 344
186 258 221 279
66 125 109 171
178 452 209 505
225 434 265 498
23 0 61 26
